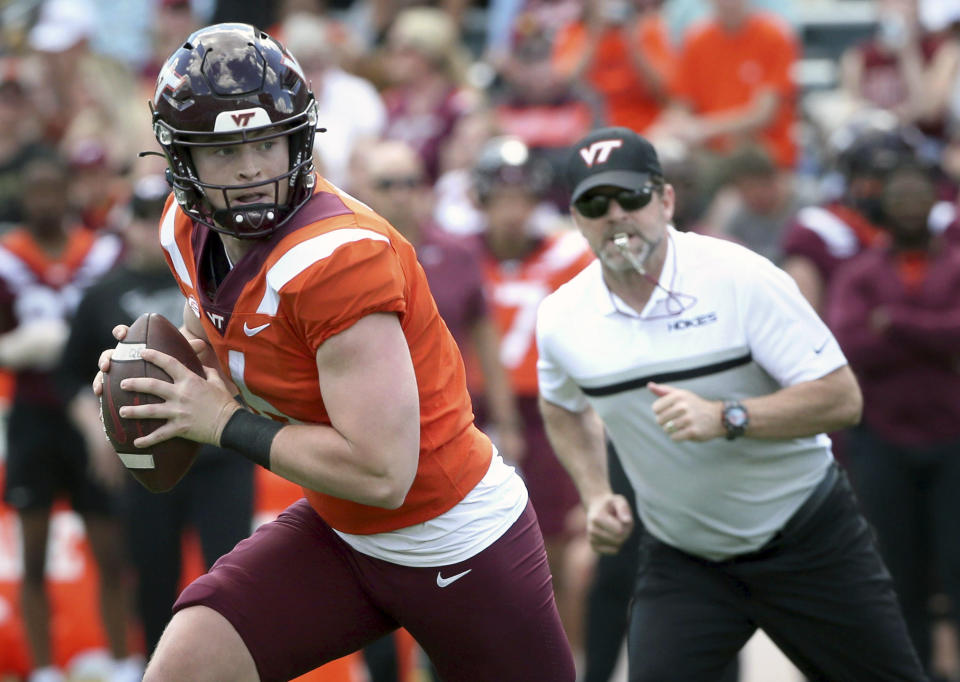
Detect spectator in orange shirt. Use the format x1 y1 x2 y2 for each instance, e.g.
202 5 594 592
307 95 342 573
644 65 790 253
663 0 799 169
552 0 676 134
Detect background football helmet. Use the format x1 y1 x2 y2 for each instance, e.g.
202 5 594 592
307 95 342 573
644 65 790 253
151 23 318 238
472 136 553 205
822 109 932 221
825 109 932 181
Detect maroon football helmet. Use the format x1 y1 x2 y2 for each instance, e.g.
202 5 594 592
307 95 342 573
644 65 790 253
472 136 552 204
151 23 318 238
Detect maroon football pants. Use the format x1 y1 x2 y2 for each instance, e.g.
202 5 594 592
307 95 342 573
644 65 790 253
174 499 575 681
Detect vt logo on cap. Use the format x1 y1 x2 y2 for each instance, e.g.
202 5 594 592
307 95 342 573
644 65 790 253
566 126 664 203
579 139 623 167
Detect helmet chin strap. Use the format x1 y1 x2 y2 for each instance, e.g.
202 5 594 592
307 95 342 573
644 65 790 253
212 204 278 239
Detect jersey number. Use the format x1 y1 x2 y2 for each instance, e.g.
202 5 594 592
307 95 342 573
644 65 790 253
493 281 549 369
228 350 290 423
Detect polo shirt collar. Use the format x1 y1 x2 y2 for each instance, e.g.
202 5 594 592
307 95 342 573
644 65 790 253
594 224 680 318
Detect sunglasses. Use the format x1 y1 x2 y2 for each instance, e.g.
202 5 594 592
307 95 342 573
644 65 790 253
374 176 424 191
573 185 655 219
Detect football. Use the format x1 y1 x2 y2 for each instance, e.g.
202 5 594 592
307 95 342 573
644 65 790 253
100 312 203 492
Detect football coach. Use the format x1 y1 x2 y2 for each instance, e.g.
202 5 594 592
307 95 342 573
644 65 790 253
536 126 927 681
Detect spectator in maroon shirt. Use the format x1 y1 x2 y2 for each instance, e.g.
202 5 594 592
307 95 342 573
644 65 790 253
840 0 958 142
140 0 199 85
828 161 960 675
380 7 481 182
65 138 129 232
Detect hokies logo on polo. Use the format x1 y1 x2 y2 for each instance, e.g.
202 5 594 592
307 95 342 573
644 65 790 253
667 312 718 332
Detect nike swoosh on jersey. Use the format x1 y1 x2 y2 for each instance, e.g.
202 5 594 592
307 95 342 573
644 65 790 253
243 322 271 336
436 569 472 588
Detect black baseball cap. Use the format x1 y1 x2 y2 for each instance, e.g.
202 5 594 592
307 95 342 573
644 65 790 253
566 127 663 203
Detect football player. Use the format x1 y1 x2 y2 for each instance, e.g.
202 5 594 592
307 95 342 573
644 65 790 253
782 111 930 315
94 24 574 682
471 136 595 653
0 156 136 682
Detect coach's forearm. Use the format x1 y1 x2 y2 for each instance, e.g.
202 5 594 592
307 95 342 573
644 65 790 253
539 397 610 504
742 365 862 439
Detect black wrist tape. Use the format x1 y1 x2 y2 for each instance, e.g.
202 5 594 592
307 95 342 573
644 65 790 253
220 409 283 470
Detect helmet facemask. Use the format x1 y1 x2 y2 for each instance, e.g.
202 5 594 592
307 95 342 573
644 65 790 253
154 101 318 239
149 24 321 239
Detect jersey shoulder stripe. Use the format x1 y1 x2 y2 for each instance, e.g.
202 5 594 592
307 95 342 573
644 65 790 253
540 230 591 271
160 197 193 288
72 233 123 290
257 228 392 315
794 206 858 258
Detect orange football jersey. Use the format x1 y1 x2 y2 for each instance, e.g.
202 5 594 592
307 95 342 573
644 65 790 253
483 231 594 397
159 178 492 534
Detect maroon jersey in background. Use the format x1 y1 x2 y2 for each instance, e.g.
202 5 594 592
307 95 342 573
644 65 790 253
784 201 960 301
382 87 474 182
828 242 960 446
415 226 488 352
781 202 886 295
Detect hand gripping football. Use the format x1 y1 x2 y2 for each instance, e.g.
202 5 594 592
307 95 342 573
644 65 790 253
100 313 203 492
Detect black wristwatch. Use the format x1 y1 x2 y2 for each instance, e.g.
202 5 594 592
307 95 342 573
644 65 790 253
722 400 749 440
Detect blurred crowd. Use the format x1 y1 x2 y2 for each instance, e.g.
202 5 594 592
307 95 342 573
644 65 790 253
2 0 960 680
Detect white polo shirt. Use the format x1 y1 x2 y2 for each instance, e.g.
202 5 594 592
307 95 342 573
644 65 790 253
536 226 847 561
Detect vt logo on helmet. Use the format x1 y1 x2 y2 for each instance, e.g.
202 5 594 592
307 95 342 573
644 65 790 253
150 23 320 239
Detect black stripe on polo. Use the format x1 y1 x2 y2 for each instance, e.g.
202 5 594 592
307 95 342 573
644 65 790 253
579 352 753 397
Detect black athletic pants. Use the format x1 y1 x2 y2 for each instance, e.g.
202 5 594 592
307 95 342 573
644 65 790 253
582 441 641 682
124 447 254 655
583 442 737 682
627 464 927 682
845 424 960 673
